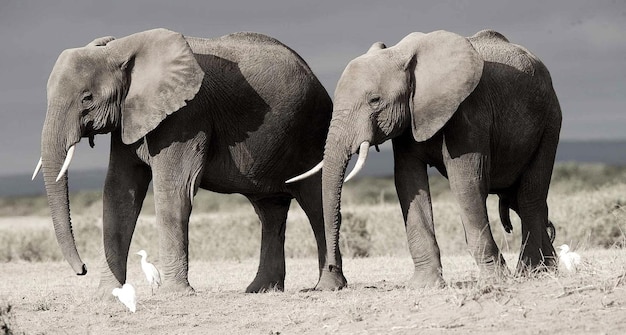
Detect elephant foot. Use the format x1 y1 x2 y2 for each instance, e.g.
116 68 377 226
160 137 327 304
477 256 511 284
245 277 285 293
312 265 347 291
516 242 557 275
516 254 558 275
97 287 120 301
408 270 445 289
161 281 195 295
97 279 124 300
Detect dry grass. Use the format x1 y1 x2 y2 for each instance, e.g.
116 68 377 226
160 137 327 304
1 165 624 262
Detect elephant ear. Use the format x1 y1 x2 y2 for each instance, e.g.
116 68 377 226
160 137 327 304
106 28 205 144
86 36 115 47
401 31 484 142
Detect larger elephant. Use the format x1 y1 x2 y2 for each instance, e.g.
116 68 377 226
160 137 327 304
34 28 333 294
289 29 562 289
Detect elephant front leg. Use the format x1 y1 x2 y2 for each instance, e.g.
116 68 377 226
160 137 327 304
445 152 508 279
393 147 445 288
245 195 291 293
151 171 197 294
98 149 151 297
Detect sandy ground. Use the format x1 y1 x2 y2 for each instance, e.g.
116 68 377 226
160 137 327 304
1 250 626 334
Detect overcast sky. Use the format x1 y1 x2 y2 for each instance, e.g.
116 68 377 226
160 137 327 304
1 0 625 176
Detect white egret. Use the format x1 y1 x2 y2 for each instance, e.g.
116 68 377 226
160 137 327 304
136 250 162 295
558 244 581 273
112 283 137 313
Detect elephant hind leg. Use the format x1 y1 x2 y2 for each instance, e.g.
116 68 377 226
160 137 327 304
245 194 292 293
515 131 559 273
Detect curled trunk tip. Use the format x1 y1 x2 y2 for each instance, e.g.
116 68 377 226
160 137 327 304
76 263 87 275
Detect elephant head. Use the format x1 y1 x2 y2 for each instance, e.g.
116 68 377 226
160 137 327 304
288 31 483 277
33 28 204 275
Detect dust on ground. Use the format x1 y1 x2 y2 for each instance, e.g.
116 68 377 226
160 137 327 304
1 250 625 334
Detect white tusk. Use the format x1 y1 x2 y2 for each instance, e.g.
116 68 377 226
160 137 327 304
32 157 43 181
344 141 370 183
286 161 324 183
55 145 76 182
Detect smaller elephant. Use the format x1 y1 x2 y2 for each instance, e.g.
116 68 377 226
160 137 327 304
290 29 562 289
34 28 333 295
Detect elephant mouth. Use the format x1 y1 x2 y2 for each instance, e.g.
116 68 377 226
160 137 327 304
81 116 120 144
87 134 96 148
81 122 110 148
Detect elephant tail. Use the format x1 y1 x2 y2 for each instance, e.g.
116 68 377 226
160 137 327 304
498 196 513 234
546 220 556 244
498 195 557 243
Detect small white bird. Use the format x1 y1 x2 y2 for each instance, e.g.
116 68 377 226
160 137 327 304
136 250 161 295
112 283 137 313
558 244 581 273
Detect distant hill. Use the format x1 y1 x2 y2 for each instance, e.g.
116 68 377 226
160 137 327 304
337 140 626 178
2 140 625 197
554 140 626 165
1 169 108 197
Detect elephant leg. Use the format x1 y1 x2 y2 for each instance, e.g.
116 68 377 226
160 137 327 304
151 172 197 293
150 141 205 293
444 151 507 278
393 138 444 288
245 194 292 293
289 174 347 291
515 133 559 272
98 139 151 297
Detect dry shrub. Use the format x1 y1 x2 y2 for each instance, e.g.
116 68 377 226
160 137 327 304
187 210 261 261
0 229 61 262
1 163 625 262
339 212 372 257
549 182 626 249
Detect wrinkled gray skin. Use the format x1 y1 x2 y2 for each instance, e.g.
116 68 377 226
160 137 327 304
314 30 562 289
39 28 332 294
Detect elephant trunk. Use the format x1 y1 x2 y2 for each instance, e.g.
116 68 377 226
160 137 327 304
320 122 355 271
40 109 86 275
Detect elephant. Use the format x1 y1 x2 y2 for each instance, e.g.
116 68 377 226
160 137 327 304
33 28 333 294
288 29 562 289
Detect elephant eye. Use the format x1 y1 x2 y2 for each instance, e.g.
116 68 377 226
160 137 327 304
81 93 93 106
368 95 381 107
